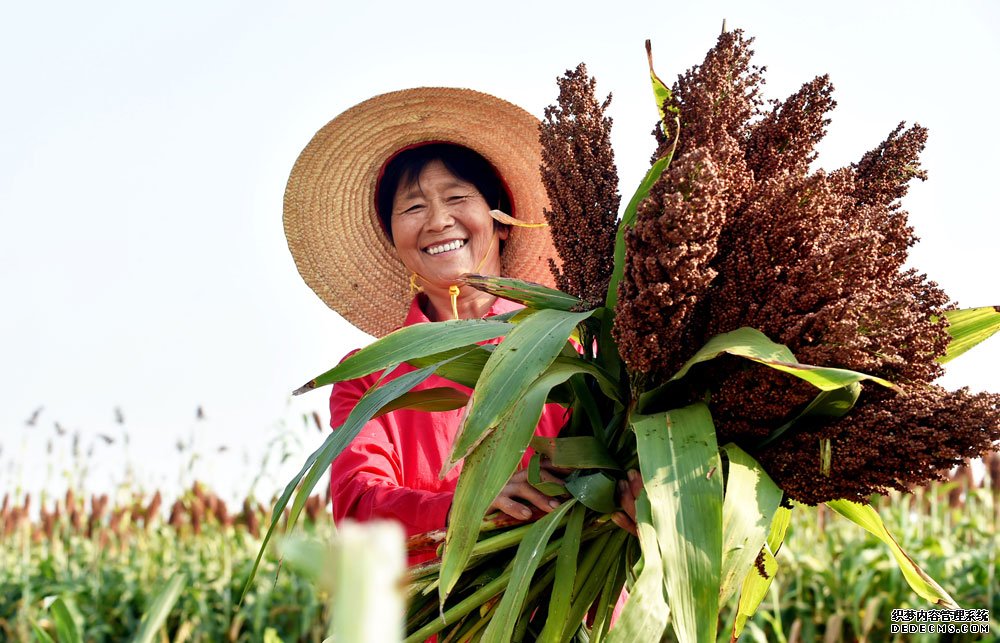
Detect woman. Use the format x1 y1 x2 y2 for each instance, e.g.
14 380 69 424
283 88 580 564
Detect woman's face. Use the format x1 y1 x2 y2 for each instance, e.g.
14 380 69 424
390 160 508 288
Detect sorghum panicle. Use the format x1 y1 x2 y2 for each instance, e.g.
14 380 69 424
651 29 765 165
540 63 620 306
745 75 836 182
759 386 1000 505
614 147 733 376
853 122 929 211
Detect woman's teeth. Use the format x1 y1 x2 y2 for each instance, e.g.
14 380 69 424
426 240 466 255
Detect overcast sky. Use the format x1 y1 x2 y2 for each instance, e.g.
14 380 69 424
2 1 997 502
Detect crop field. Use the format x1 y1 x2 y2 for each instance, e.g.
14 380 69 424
744 470 999 642
0 482 335 642
1 456 997 642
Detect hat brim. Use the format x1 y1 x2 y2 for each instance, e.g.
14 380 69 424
284 87 558 337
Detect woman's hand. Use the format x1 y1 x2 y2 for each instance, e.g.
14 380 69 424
611 469 643 536
488 463 566 520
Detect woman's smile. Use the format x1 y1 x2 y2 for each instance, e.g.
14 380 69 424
423 238 467 256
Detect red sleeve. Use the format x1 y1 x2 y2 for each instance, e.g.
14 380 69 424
328 375 452 536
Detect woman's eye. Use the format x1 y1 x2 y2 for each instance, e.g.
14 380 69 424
399 204 424 215
446 195 470 204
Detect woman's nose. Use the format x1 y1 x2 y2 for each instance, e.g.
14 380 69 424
425 200 455 230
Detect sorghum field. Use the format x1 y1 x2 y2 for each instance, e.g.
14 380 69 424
1 450 997 641
0 482 333 642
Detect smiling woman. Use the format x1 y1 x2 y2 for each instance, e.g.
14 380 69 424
382 147 510 321
282 88 575 566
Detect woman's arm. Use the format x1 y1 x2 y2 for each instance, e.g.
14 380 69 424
328 375 454 536
329 371 571 535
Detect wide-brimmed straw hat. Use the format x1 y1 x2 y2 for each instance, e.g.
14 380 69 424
283 87 558 338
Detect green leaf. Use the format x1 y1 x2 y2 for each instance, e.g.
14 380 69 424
559 530 629 640
565 471 618 513
731 505 791 641
491 308 530 323
480 499 578 643
245 362 442 601
49 598 81 643
293 319 510 393
667 327 899 391
757 383 861 448
529 435 621 470
766 504 792 553
633 403 723 643
439 365 577 603
827 499 958 608
605 155 672 310
605 42 679 312
644 39 678 123
278 536 327 583
537 502 587 643
447 309 592 468
133 573 185 643
513 562 560 641
767 506 792 556
939 306 1000 364
373 387 469 418
791 382 863 419
437 352 614 604
590 545 628 643
31 622 56 643
527 453 566 496
406 524 590 643
462 274 585 311
552 355 622 403
263 628 284 643
569 373 605 430
408 345 495 389
606 491 669 642
819 438 832 476
731 542 778 641
287 362 446 566
719 445 783 608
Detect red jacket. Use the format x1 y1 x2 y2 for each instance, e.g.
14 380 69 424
328 295 568 564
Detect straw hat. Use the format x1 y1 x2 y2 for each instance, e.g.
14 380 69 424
283 87 558 338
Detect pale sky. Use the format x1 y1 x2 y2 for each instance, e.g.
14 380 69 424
2 1 998 503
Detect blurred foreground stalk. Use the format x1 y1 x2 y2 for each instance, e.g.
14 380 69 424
331 521 405 643
282 520 405 643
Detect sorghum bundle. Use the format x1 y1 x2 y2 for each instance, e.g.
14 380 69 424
605 30 1000 504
